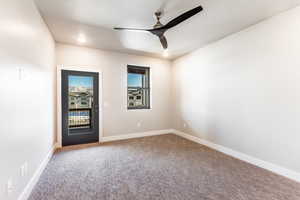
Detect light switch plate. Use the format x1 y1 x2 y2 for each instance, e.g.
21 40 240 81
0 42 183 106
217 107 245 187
18 67 23 80
20 162 28 177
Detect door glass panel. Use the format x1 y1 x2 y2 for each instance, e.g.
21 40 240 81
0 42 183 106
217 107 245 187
68 75 93 130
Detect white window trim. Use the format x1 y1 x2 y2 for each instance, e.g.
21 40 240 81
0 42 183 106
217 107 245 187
125 64 153 111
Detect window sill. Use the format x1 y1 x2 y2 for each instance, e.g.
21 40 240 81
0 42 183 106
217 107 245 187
127 107 151 110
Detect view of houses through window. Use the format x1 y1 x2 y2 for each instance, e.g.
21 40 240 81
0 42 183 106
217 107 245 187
68 75 93 129
127 66 150 109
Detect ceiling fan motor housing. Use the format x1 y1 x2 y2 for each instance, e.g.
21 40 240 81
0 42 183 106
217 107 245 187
154 11 164 29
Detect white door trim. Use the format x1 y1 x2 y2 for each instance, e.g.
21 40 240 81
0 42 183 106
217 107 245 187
56 65 103 148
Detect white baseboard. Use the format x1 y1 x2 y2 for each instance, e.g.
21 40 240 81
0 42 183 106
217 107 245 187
17 130 300 200
18 144 57 200
172 129 300 183
101 129 173 142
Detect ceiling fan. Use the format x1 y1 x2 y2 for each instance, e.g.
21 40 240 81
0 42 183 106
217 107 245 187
114 5 203 50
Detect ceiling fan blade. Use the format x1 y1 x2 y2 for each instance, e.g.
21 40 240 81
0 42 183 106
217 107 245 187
164 5 203 29
114 27 150 32
159 35 168 49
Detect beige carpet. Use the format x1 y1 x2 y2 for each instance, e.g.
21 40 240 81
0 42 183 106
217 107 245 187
29 134 300 200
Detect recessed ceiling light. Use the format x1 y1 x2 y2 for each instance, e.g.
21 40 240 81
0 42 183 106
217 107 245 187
163 49 169 57
78 34 86 44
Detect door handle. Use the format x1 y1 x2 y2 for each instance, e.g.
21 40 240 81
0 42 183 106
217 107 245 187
94 105 99 112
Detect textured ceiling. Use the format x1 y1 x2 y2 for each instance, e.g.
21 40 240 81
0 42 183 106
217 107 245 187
35 0 300 60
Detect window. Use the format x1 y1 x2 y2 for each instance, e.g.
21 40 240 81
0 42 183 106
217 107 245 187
127 65 150 109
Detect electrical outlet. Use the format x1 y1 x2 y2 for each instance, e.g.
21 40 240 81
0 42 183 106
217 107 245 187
183 123 187 128
7 178 13 195
137 122 141 127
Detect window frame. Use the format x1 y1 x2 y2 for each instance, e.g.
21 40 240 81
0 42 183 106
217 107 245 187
127 65 150 110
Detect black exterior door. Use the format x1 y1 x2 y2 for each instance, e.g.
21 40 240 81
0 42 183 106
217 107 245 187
61 70 99 146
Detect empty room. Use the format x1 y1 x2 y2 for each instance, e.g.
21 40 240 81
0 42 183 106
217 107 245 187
1 0 300 199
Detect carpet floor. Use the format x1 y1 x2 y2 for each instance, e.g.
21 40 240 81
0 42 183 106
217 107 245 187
29 134 300 200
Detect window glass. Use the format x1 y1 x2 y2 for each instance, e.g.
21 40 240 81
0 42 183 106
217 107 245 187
127 66 150 109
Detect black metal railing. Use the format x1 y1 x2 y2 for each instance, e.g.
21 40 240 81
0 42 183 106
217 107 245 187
68 108 92 128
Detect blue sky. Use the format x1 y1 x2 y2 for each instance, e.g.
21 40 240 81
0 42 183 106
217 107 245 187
128 73 142 87
69 76 93 88
69 74 142 88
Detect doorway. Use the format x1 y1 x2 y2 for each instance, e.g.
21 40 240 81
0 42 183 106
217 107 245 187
61 70 99 146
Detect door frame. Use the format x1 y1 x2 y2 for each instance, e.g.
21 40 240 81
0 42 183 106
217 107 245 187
57 65 103 148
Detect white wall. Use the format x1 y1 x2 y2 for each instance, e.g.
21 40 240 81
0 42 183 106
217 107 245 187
0 0 56 199
56 43 172 138
2 1 299 199
172 6 300 173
